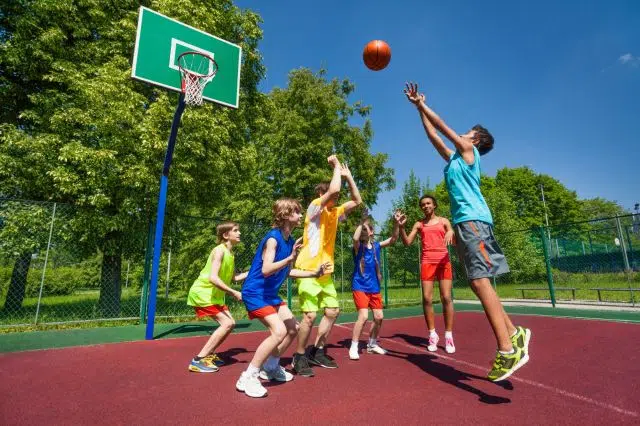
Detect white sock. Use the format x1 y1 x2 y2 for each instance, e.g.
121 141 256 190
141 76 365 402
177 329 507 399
499 349 515 355
445 331 453 339
246 364 260 376
368 337 377 347
429 329 437 338
264 356 280 371
351 340 359 349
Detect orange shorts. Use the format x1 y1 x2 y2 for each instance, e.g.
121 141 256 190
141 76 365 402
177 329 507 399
248 301 288 320
420 262 453 281
352 291 383 310
194 305 228 318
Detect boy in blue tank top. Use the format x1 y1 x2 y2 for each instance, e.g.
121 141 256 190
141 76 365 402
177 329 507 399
235 198 329 398
404 82 531 382
348 210 402 360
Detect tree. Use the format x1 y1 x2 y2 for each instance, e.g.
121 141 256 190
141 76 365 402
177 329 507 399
581 198 628 220
0 0 265 316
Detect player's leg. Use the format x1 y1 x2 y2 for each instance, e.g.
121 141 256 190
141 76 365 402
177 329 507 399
294 279 319 377
420 271 438 351
367 295 386 355
438 263 455 353
236 311 286 397
311 280 340 368
350 293 369 360
260 304 297 383
188 306 233 373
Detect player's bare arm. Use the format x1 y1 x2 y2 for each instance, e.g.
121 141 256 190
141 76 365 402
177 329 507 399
318 155 342 209
339 163 363 215
380 210 402 248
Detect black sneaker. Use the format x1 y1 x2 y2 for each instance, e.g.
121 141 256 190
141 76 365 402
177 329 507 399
292 353 314 377
310 347 338 369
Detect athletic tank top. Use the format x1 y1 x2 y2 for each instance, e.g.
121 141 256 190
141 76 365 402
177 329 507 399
351 241 382 293
419 220 450 264
242 228 295 303
187 244 235 307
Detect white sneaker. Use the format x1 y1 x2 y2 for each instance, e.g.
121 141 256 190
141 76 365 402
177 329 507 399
259 366 293 382
349 346 360 360
366 344 387 355
427 334 439 352
445 336 456 354
237 372 267 398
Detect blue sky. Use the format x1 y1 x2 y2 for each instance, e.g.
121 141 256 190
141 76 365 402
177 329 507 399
236 0 640 221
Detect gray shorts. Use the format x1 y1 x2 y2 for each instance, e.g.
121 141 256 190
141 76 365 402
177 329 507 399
454 221 509 280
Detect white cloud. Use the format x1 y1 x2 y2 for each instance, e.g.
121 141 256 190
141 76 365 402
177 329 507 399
618 53 639 67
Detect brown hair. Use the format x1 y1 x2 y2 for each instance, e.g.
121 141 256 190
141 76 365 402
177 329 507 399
216 221 239 244
273 198 302 228
472 124 494 155
315 182 329 196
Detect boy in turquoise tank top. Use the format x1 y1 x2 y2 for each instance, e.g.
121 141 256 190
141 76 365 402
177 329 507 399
403 82 531 382
187 222 247 373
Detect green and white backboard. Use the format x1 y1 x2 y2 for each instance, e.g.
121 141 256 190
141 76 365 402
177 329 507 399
131 7 242 108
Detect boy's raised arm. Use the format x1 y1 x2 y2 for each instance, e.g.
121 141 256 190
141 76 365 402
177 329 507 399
405 82 474 160
339 163 362 215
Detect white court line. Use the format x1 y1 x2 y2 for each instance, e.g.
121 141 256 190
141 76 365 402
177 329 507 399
335 323 638 419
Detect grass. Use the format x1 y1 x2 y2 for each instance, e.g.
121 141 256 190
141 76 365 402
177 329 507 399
1 273 638 332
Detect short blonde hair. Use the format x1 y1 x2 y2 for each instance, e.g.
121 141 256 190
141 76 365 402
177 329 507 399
216 221 239 244
272 198 302 228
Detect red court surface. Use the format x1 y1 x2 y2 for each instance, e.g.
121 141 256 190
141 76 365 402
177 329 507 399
1 312 638 425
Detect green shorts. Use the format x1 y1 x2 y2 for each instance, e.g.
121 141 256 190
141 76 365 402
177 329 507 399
298 275 339 312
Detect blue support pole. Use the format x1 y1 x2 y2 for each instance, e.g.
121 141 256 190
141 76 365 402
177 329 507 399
145 94 186 340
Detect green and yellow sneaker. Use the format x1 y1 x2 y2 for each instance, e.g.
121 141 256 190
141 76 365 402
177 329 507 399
511 326 531 354
487 347 529 382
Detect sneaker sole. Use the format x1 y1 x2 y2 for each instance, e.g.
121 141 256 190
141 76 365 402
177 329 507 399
491 353 530 382
427 346 438 352
244 389 268 398
307 359 338 369
366 349 387 355
445 347 456 354
189 366 218 373
259 372 294 382
523 328 531 354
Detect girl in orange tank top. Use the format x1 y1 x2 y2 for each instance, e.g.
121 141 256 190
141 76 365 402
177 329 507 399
399 195 456 354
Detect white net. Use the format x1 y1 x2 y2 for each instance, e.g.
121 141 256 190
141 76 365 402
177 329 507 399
178 52 217 106
181 72 207 106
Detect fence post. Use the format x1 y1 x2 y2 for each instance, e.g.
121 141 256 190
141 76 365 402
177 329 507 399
34 202 56 325
539 227 556 307
383 247 389 306
287 278 292 309
140 220 154 323
615 216 631 272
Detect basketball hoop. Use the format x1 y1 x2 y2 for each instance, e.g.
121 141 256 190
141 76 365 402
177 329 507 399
177 51 218 106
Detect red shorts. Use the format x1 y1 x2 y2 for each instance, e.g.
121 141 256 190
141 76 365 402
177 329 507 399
352 291 383 310
248 302 288 320
194 305 228 318
421 262 453 281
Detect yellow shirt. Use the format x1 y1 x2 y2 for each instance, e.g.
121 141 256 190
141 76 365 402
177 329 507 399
295 198 346 274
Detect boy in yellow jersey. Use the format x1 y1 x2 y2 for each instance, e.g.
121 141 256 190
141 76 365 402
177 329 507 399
187 222 247 373
292 155 362 376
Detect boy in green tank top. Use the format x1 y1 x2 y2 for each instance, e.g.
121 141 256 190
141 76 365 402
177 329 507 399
187 222 247 373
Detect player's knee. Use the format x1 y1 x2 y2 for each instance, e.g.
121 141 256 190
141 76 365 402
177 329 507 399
423 295 433 306
441 294 453 306
373 312 384 322
325 307 340 319
273 324 287 341
358 311 368 322
302 312 317 325
221 319 235 331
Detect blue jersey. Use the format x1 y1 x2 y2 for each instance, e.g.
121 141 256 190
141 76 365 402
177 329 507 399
242 228 294 312
351 242 382 293
444 147 493 225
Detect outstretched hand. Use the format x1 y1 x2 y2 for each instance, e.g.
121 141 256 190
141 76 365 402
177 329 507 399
403 82 423 105
327 154 340 168
394 210 407 226
340 162 353 179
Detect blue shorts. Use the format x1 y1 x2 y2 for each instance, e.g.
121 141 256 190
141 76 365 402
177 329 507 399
242 292 283 313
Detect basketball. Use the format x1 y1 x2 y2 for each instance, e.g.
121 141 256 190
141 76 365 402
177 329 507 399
363 40 391 71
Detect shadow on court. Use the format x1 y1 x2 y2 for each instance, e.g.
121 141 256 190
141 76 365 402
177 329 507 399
153 322 252 339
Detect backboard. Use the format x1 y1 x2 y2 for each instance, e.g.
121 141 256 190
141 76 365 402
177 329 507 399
131 7 242 108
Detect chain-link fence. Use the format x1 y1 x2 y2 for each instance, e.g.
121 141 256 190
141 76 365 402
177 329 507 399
1 198 639 329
